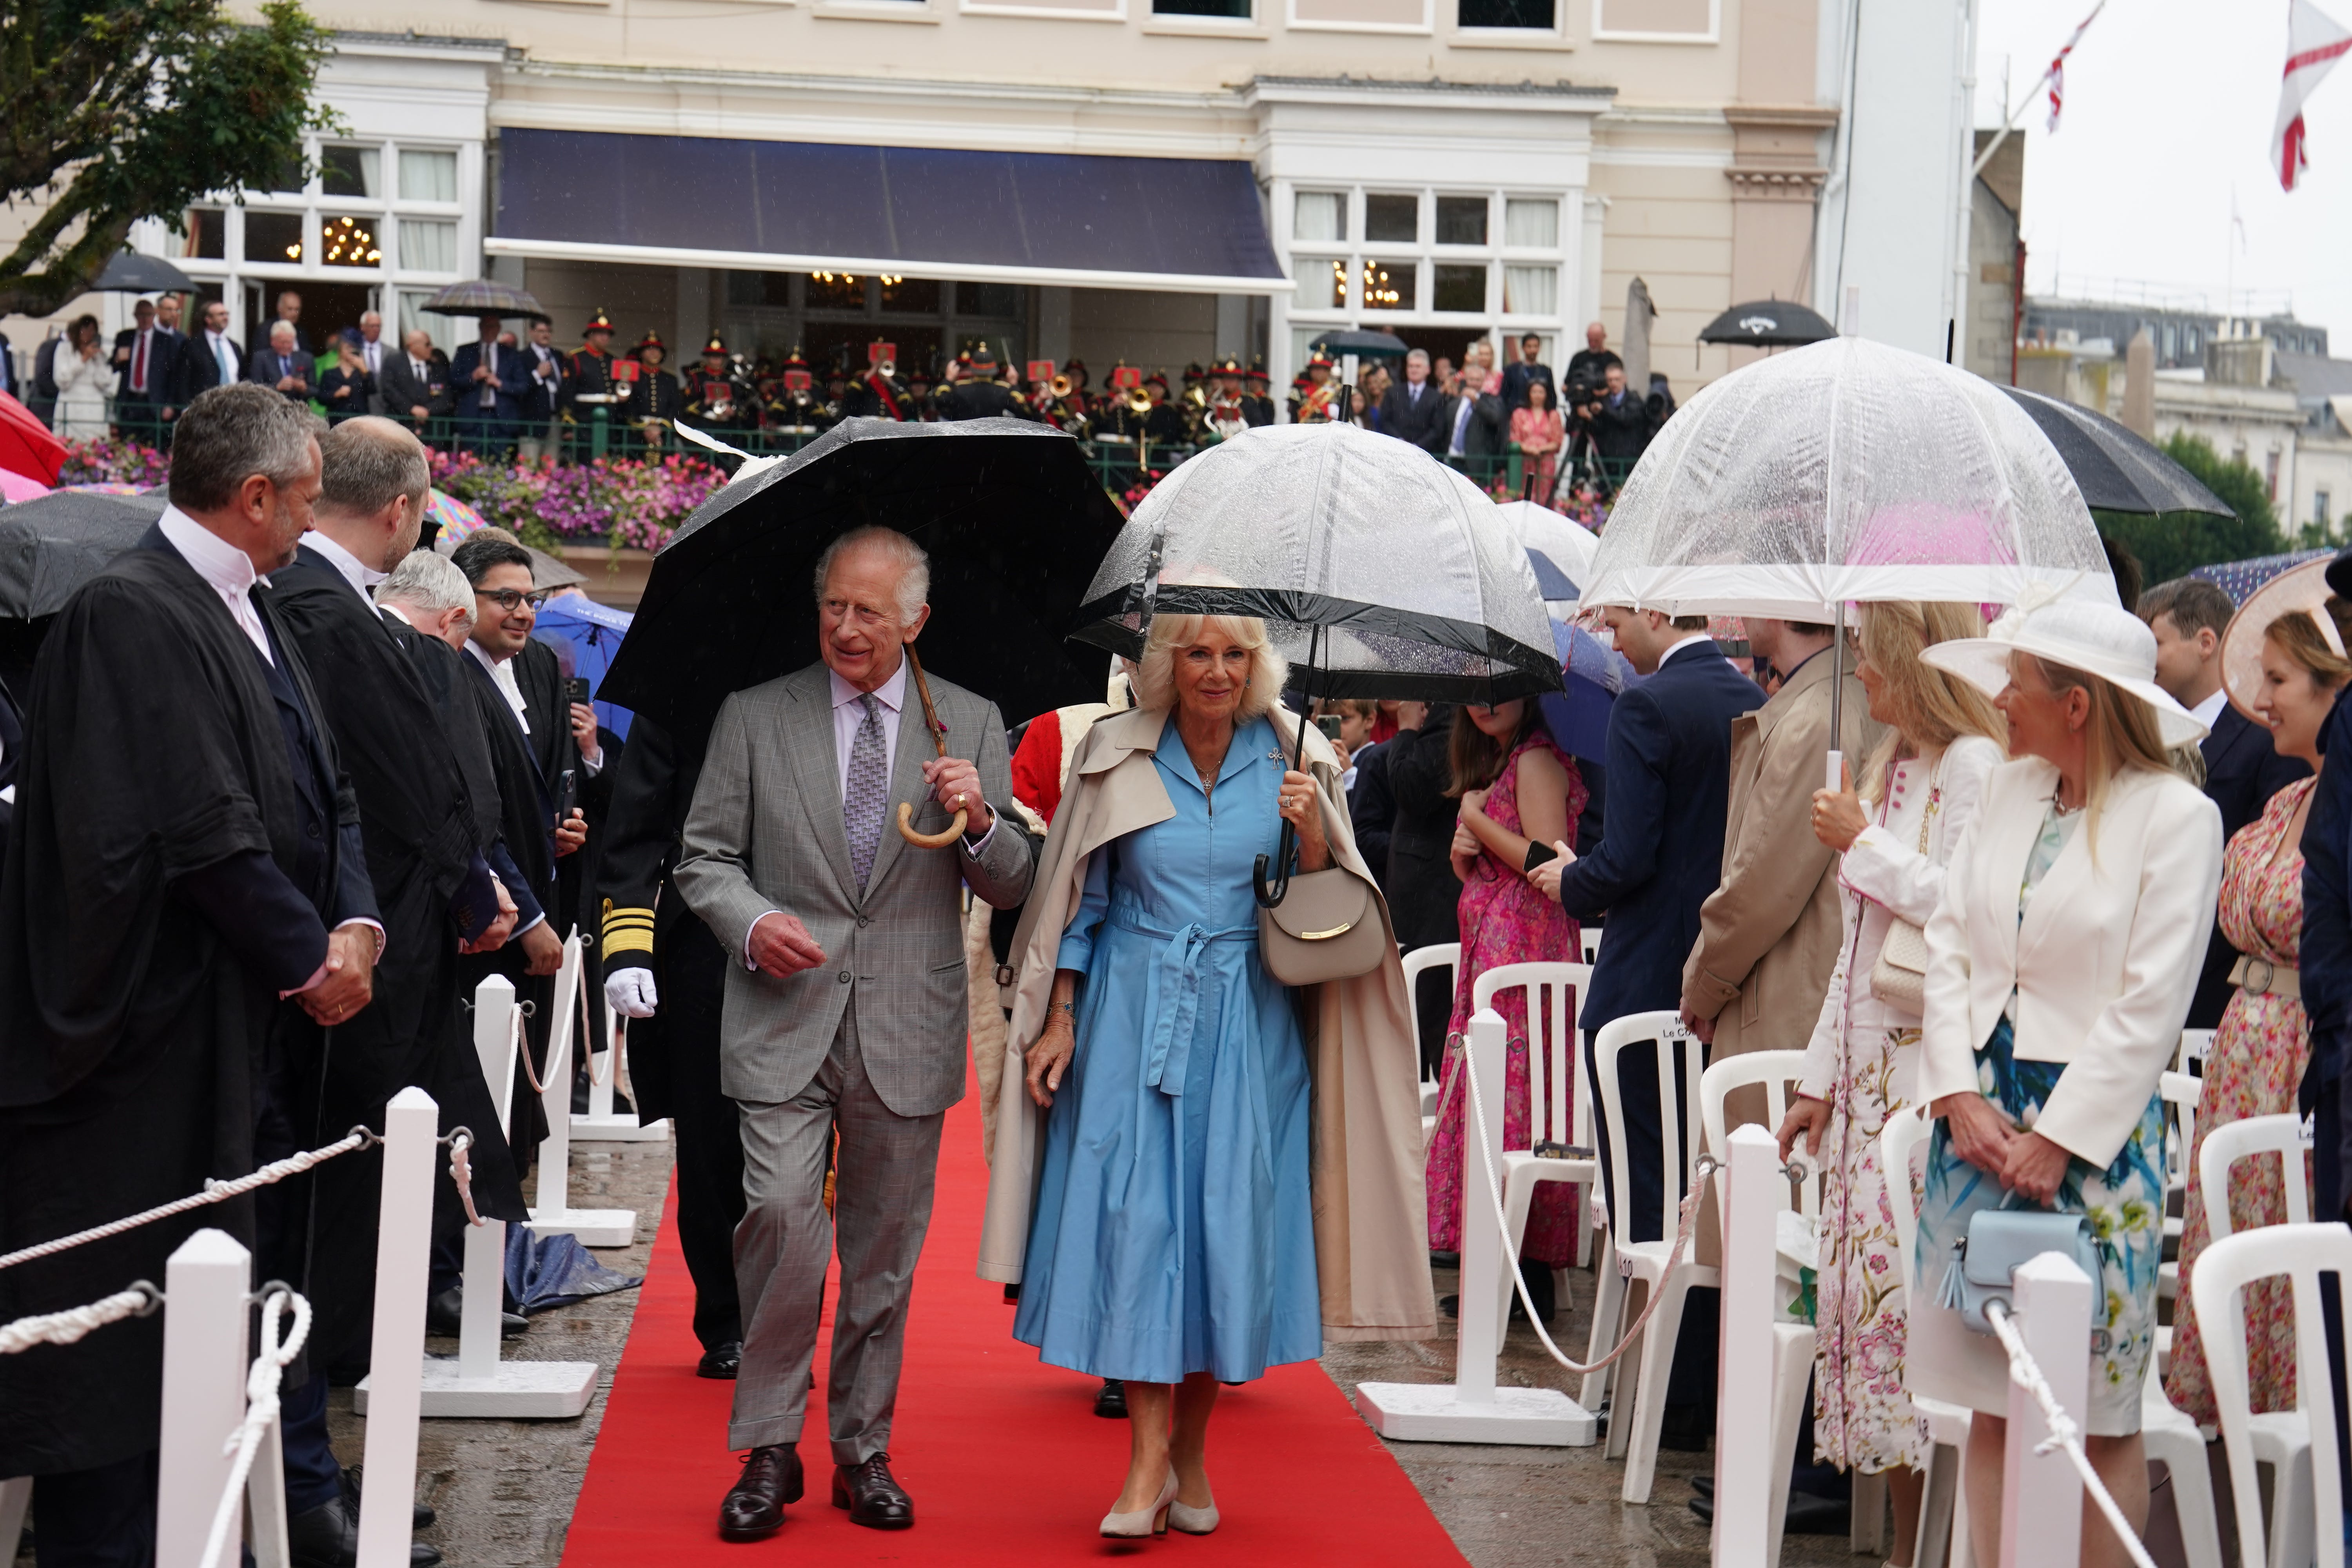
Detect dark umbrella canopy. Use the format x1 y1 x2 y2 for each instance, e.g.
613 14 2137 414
1995 385 2234 519
1696 299 1837 347
92 251 197 294
421 280 552 322
1307 329 1411 358
0 490 164 620
598 418 1127 748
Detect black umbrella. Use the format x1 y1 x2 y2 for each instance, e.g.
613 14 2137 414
1696 299 1837 348
1306 329 1410 358
597 418 1127 751
92 252 197 294
1995 385 2234 519
420 280 552 323
0 490 164 620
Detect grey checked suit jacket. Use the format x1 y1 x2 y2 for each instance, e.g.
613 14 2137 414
673 661 1034 1117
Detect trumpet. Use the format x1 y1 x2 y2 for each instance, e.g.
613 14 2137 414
1049 372 1074 399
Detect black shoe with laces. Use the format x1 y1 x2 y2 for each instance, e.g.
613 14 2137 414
832 1452 915 1530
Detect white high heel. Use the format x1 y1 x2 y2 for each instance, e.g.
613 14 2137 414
1167 1488 1219 1535
1100 1474 1178 1539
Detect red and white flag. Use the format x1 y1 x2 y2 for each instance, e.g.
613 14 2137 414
2045 2 2107 132
2276 0 2352 189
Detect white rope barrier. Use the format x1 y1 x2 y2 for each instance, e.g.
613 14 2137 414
0 1281 161 1354
1456 1038 1713 1378
0 1130 379 1272
1984 1299 2158 1568
195 1285 310 1568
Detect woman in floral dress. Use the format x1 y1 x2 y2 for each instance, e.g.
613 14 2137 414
1426 700 1586 1322
2166 606 2347 1423
1777 603 2005 1566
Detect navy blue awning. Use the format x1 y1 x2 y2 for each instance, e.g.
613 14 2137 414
490 129 1289 294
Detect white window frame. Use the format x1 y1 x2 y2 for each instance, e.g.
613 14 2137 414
1286 0 1433 37
1589 0 1719 44
1279 181 1568 354
1139 0 1259 29
963 0 1126 22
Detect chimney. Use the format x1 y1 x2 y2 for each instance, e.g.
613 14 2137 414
2121 327 2155 437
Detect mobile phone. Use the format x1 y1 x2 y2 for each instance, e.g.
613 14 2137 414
1315 714 1345 742
555 768 577 821
566 676 591 705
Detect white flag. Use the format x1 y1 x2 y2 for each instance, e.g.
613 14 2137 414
2275 0 2352 190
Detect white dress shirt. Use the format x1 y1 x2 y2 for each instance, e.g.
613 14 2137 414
2190 687 2228 732
159 506 272 662
1656 632 1719 670
1446 395 1474 457
465 639 530 734
301 529 385 606
363 337 383 376
206 329 237 387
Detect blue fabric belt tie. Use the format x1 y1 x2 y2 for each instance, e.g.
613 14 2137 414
1115 912 1253 1097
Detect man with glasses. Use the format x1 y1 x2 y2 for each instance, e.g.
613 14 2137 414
450 534 579 1176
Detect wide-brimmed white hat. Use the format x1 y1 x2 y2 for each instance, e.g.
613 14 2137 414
1920 597 2209 747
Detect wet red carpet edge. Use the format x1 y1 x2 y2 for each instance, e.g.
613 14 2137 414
560 1066 1471 1564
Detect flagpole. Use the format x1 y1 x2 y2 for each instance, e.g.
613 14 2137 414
1971 0 2107 183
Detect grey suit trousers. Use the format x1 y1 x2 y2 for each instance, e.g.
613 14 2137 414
730 1005 944 1459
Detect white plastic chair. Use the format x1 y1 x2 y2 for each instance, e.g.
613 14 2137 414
2178 1028 2214 1074
1880 1106 1975 1568
2192 1223 2352 1568
1402 943 1459 1128
1474 960 1597 1274
2200 1112 2314 1241
1584 1009 1709 1504
1579 925 1601 965
2158 1071 2200 1317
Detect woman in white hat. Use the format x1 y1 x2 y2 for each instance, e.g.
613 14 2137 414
1910 598 2223 1567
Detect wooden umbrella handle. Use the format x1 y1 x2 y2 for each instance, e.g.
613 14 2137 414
893 643 968 848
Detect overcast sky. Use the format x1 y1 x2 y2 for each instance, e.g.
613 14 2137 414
1973 0 2352 347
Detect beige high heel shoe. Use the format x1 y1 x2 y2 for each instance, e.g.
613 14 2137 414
1100 1474 1178 1539
1167 1486 1219 1535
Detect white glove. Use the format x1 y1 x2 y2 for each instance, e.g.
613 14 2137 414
605 966 659 1019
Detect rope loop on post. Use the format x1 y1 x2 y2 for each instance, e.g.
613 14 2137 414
0 1281 163 1355
196 1285 310 1568
1982 1299 2159 1568
443 1129 484 1227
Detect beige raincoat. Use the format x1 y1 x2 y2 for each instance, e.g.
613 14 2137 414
976 703 1439 1345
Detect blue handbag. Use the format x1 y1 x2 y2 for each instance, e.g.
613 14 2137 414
1936 1194 2107 1336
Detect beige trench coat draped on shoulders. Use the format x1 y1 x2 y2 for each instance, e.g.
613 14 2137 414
977 702 1440 1345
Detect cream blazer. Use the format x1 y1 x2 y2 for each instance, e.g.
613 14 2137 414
976 702 1439 1345
1916 756 2222 1169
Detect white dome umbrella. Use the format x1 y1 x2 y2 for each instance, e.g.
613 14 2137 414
1579 335 2117 621
1494 500 1599 610
1578 335 2119 788
1071 420 1560 903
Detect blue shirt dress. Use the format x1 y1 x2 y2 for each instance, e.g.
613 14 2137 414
1011 713 1323 1384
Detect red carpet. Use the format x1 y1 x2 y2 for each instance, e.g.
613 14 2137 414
561 1069 1470 1564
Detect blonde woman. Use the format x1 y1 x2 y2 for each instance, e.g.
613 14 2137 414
1777 603 2006 1566
981 614 1433 1540
1911 600 2221 1568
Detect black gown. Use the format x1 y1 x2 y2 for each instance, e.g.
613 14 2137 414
0 530 372 1476
265 552 530 1360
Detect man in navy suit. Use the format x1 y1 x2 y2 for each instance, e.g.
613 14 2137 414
448 315 526 459
246 319 314 404
110 298 181 440
171 299 244 407
1531 605 1751 1430
2143 578 2308 1029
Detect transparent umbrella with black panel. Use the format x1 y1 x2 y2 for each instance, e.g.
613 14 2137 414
596 416 1129 758
1068 420 1559 903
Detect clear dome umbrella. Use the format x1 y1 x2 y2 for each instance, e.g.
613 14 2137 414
1580 335 2118 621
1071 420 1559 902
1579 335 2120 788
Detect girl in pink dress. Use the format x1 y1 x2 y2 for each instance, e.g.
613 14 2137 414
1509 383 1566 506
1425 701 1586 1320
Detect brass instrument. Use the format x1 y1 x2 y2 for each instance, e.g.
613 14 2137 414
1049 372 1074 399
1182 384 1208 412
1124 386 1151 414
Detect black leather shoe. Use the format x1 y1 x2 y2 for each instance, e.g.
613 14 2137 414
426 1285 525 1339
832 1452 914 1530
719 1446 803 1542
1690 1473 1713 1499
341 1465 433 1528
697 1340 742 1379
1093 1379 1127 1419
288 1495 443 1567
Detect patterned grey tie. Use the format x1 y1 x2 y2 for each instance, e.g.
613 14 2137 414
843 693 889 890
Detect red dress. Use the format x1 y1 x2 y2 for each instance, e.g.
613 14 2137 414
1425 732 1587 1264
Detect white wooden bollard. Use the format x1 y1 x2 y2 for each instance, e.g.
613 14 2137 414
355 1087 437 1568
573 1004 670 1143
155 1228 250 1568
356 974 596 1419
1712 1125 1779 1568
529 936 636 1246
1355 1008 1595 1445
1999 1252 2093 1568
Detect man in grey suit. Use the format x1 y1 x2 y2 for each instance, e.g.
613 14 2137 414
675 525 1034 1543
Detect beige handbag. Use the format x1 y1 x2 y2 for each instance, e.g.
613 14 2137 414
1257 866 1387 986
1866 757 1942 1014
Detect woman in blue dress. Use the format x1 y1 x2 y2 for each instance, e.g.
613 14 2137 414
990 612 1436 1540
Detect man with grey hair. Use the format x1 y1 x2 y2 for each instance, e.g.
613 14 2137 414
0 382 385 1562
379 328 450 430
356 309 387 411
1377 346 1447 455
249 316 313 403
677 523 1033 1541
379 548 475 648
